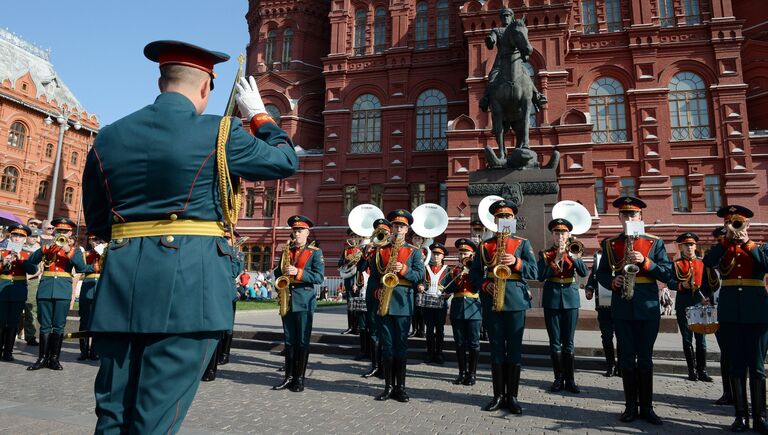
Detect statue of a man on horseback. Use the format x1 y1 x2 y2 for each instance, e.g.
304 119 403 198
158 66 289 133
479 8 549 170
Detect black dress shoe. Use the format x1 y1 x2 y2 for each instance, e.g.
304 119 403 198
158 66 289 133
639 408 662 425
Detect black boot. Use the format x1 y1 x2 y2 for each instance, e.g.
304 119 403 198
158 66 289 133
684 345 697 381
619 368 638 422
362 340 380 378
375 358 394 401
290 348 307 392
424 335 435 364
0 328 5 359
716 357 733 405
87 338 99 361
273 346 294 390
480 326 489 342
77 338 88 361
638 368 662 425
375 342 384 379
434 333 445 365
453 350 466 385
416 315 425 338
393 358 409 402
464 349 478 386
483 363 505 411
351 312 359 335
201 344 219 382
603 342 615 377
549 352 563 392
47 333 63 370
342 311 353 335
355 331 369 361
563 351 581 394
614 346 622 377
0 328 13 362
27 333 50 370
506 363 522 414
731 376 749 432
218 331 233 365
695 348 713 382
751 377 768 434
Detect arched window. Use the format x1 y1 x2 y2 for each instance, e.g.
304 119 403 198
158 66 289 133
8 122 26 149
265 104 281 124
589 77 628 143
265 30 277 70
436 0 449 47
669 72 710 140
416 89 448 151
684 0 701 25
45 143 54 158
354 9 367 56
63 187 75 205
415 2 428 49
70 152 78 166
523 63 539 127
374 7 387 53
282 28 293 69
350 94 381 154
1 167 19 192
37 180 49 200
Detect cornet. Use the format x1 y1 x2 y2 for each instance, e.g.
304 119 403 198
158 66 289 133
567 237 584 257
54 235 69 247
726 215 749 241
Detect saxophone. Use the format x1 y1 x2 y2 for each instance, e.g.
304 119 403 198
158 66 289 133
275 239 292 317
622 234 639 300
492 230 512 312
377 235 404 317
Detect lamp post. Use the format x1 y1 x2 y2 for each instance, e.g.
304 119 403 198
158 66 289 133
44 109 81 222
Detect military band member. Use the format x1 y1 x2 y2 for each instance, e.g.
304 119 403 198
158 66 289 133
409 233 427 339
703 205 768 433
82 40 298 432
359 218 391 378
419 243 451 364
585 249 620 377
471 219 490 342
445 238 481 386
273 216 324 393
708 226 732 406
537 218 588 394
667 232 714 382
596 196 671 425
0 224 37 361
27 218 92 371
470 199 537 414
339 228 361 335
371 209 424 402
78 234 104 361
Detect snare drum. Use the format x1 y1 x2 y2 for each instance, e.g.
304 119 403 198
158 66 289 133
350 297 367 312
686 305 719 335
416 293 445 309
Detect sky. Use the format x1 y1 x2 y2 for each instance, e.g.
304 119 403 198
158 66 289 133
4 1 250 125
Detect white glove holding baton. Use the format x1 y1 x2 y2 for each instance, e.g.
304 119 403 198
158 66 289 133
235 76 267 120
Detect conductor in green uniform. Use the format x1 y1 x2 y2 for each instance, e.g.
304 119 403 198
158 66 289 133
82 40 297 433
596 197 672 425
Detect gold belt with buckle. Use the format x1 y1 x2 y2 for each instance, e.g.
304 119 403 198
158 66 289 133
111 219 225 239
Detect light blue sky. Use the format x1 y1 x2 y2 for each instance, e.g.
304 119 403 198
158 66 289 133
4 1 250 125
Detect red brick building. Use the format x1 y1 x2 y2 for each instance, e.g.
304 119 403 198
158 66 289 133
239 0 768 271
0 29 99 229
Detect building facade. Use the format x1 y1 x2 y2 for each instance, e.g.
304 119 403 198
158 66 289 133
240 0 768 271
0 29 99 229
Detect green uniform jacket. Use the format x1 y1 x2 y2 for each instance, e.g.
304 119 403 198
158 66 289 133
704 240 768 324
274 246 324 313
667 257 717 313
82 92 298 333
368 242 424 317
28 248 92 300
469 236 537 312
596 234 672 321
537 248 588 309
445 265 482 321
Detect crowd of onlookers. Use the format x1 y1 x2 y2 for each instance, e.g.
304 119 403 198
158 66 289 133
236 270 275 301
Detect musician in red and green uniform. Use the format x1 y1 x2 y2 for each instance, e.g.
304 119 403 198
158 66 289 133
370 209 424 403
0 224 37 361
471 219 490 342
272 215 324 393
419 242 451 365
708 226 731 406
78 234 104 361
445 238 481 386
358 218 391 379
667 232 714 383
596 196 671 425
27 217 93 371
537 218 589 394
339 228 361 335
704 205 768 433
469 199 537 415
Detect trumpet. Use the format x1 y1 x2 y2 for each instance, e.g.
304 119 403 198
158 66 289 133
726 215 749 241
54 235 69 247
371 227 391 246
567 237 584 257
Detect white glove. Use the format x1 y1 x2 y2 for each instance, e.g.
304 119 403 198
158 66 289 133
235 76 267 120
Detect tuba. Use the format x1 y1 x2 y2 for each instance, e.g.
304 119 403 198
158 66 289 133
275 239 293 317
411 203 449 266
343 204 385 275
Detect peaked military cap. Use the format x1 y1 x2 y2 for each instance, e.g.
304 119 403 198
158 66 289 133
373 218 392 231
454 238 477 252
712 226 727 238
675 232 699 244
387 209 413 226
51 217 76 231
8 223 31 237
287 215 314 229
470 219 484 229
144 40 230 90
548 218 573 232
430 242 447 256
612 196 647 213
490 199 518 216
717 205 753 219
